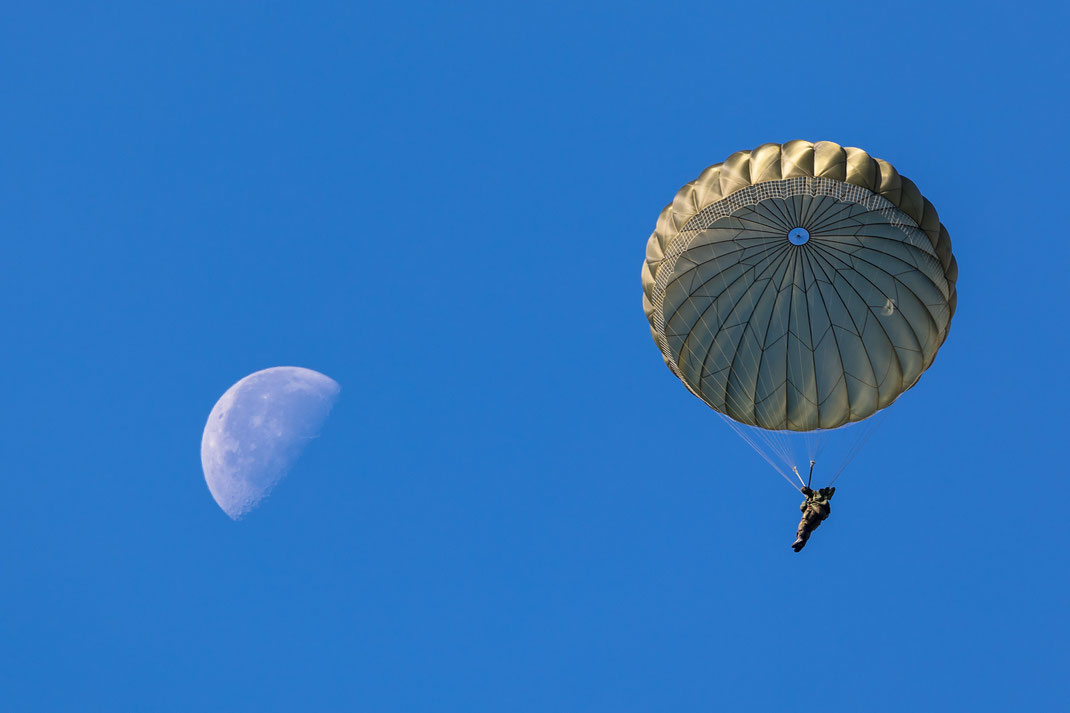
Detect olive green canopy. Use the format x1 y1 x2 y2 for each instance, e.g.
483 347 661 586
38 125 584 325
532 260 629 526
642 141 957 431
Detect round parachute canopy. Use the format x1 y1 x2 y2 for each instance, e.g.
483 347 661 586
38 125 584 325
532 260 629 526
642 141 957 431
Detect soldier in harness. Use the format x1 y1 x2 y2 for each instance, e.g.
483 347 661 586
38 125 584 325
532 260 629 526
791 462 835 552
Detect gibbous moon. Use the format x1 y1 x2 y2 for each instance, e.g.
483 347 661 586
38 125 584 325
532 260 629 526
201 366 340 519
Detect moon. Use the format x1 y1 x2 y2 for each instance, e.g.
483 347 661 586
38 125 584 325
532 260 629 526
201 366 340 520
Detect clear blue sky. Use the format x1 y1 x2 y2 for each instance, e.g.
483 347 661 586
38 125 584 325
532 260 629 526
2 2 1068 711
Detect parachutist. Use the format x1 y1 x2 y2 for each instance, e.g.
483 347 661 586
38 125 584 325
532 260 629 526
792 486 835 552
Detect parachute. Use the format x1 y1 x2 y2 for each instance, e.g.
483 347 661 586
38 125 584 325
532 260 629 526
641 141 957 487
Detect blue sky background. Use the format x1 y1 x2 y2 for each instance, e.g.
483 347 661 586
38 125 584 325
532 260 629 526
2 2 1068 711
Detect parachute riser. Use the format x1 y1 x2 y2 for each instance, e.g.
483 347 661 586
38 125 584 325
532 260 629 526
791 460 818 492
